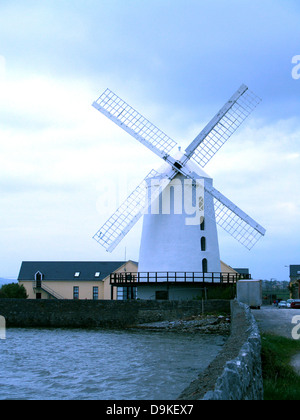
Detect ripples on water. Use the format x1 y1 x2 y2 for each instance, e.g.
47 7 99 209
0 328 226 400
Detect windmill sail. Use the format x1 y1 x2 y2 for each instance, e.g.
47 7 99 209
205 185 266 250
93 169 175 252
92 85 265 254
93 89 177 160
183 85 261 168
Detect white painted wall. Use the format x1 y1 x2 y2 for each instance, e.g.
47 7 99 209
138 155 221 276
136 285 206 300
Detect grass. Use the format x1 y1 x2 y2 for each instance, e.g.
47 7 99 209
261 333 300 400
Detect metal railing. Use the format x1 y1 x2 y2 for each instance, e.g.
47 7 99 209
110 271 250 286
33 281 65 300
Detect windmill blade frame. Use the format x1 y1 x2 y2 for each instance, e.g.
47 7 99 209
205 185 266 250
183 85 261 168
92 85 265 254
93 168 176 252
92 89 177 161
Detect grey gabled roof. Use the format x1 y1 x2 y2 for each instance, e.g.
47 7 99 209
18 261 137 282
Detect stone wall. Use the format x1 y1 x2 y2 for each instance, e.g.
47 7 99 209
178 300 263 400
0 298 230 328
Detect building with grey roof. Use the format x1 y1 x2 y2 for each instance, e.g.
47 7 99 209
18 260 138 300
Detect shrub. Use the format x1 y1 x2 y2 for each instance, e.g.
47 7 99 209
0 283 28 299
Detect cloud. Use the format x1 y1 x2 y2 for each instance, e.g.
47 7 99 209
0 55 5 81
0 72 160 276
205 117 300 223
1 73 299 281
0 0 300 280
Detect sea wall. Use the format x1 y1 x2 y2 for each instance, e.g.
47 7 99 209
0 298 230 328
178 299 263 400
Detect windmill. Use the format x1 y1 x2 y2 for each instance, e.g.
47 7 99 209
92 85 265 282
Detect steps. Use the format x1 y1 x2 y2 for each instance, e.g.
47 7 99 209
33 281 64 300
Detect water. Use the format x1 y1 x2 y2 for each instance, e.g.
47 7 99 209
0 328 226 400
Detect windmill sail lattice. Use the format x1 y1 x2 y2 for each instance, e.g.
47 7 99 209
93 168 176 252
92 85 265 253
93 89 177 159
205 185 265 250
184 85 261 168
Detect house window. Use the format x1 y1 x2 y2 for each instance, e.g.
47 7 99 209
35 271 43 288
93 287 99 300
201 236 206 251
202 258 208 273
73 286 79 300
117 288 124 300
117 287 137 300
200 217 205 231
74 272 80 277
125 287 136 300
95 272 101 277
35 271 43 280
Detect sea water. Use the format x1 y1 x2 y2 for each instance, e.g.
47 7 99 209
0 328 226 400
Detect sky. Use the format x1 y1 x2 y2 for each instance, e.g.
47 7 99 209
0 0 300 281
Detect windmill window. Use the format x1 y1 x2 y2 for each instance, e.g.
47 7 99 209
200 217 205 231
201 237 206 251
202 258 208 273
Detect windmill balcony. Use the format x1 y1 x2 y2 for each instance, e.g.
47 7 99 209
110 271 251 286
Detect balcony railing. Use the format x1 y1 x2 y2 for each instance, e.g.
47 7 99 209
110 271 251 286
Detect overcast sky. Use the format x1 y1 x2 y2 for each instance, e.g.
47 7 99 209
0 0 300 281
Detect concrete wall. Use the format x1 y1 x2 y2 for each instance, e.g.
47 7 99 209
0 298 230 328
178 300 263 400
136 282 234 301
137 284 214 300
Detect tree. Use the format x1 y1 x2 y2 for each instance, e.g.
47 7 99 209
0 283 28 299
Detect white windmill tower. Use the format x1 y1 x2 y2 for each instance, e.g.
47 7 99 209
92 85 265 295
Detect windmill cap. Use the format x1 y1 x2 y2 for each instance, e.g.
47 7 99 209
154 150 212 180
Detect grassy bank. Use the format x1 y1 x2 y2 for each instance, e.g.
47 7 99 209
261 333 300 400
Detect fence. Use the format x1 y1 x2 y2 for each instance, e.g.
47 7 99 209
110 271 250 286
